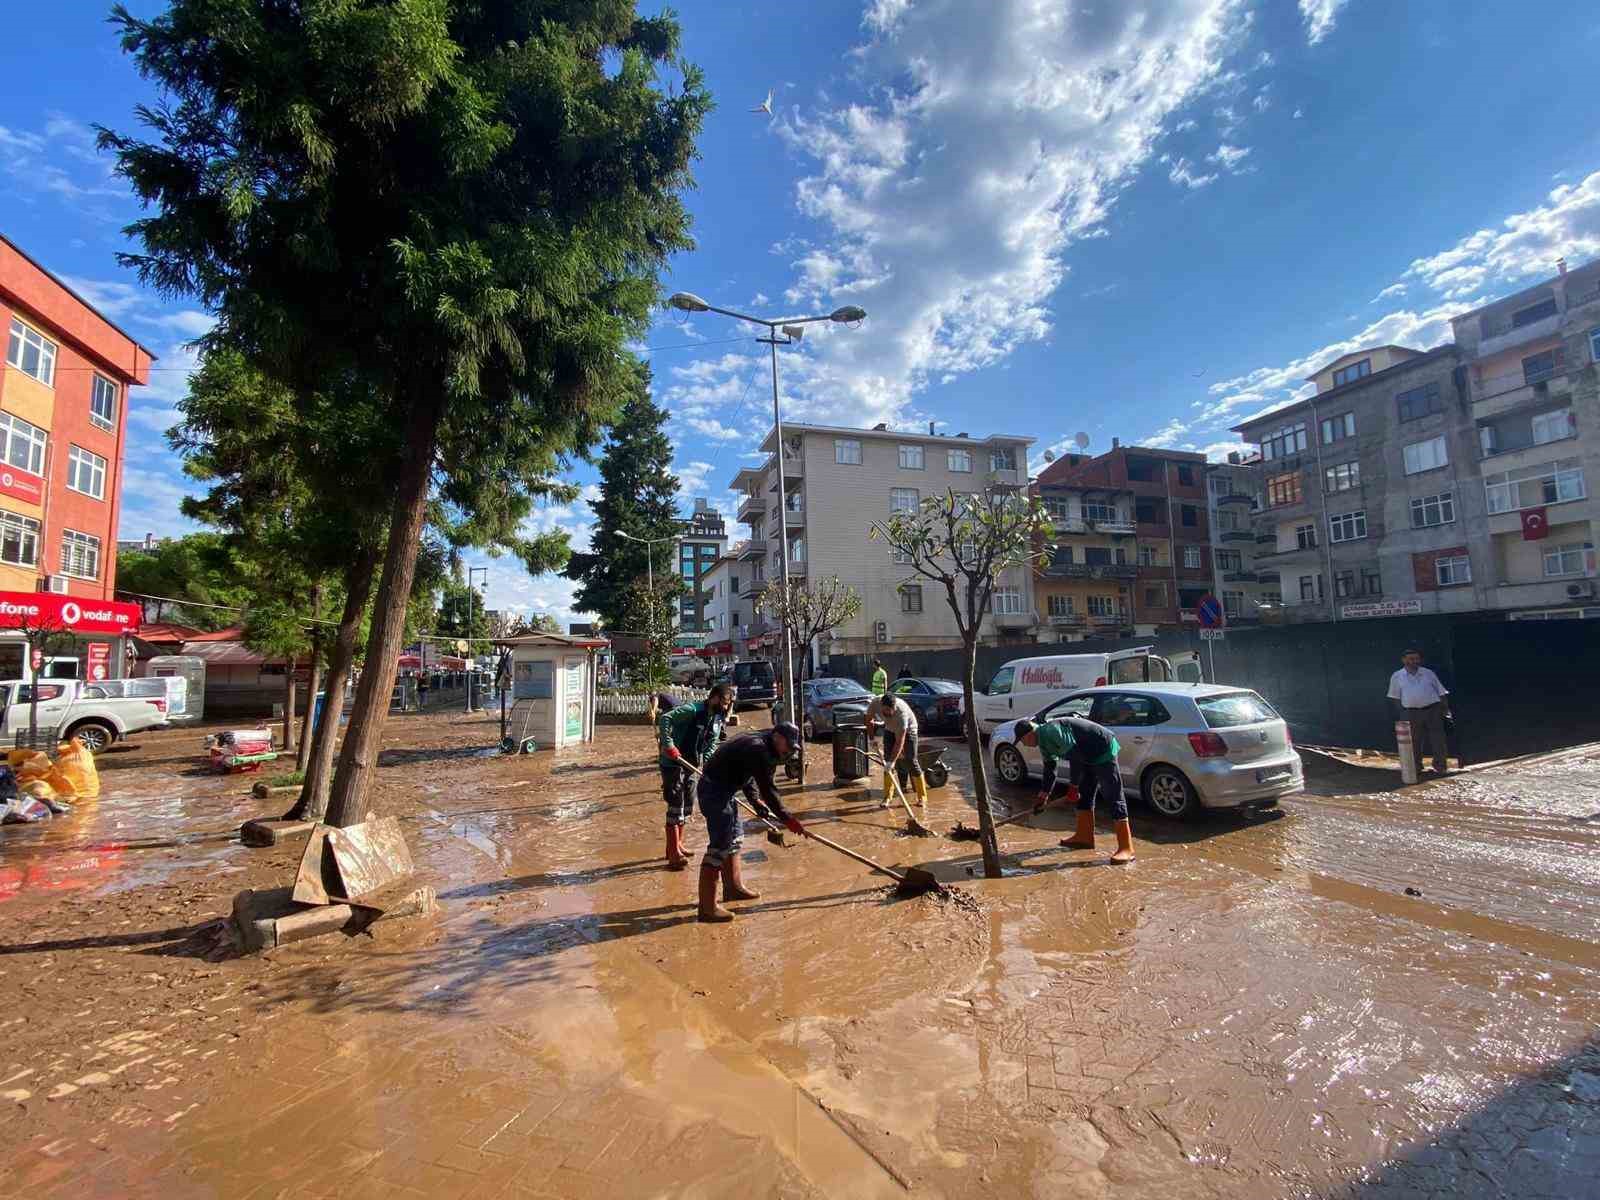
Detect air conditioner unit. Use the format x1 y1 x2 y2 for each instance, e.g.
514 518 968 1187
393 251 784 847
873 620 890 643
38 575 68 594
1565 581 1595 600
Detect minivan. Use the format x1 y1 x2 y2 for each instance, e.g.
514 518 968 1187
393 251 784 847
723 659 777 709
974 646 1200 733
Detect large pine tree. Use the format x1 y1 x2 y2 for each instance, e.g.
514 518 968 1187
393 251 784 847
567 364 682 630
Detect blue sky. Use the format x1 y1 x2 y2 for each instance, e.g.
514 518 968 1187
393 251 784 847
4 0 1600 626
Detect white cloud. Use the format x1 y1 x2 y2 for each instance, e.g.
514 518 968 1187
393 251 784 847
1292 107 1304 119
1251 85 1271 114
1299 0 1350 45
1168 156 1217 190
1172 118 1198 133
1206 143 1252 171
0 114 127 214
1402 171 1600 300
1371 282 1408 303
116 465 201 541
682 416 746 442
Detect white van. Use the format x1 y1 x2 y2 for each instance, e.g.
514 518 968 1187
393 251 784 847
974 647 1200 732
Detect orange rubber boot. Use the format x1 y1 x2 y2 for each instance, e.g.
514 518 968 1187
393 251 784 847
1061 809 1096 850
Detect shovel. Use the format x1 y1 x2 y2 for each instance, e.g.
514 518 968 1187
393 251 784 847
800 826 946 897
950 783 1078 840
866 749 936 838
676 757 789 847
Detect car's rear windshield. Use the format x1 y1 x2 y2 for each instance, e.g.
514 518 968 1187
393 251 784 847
813 679 867 697
1196 692 1278 728
924 680 962 694
733 662 774 684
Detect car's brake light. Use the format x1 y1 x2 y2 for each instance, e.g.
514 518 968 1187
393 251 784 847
147 699 167 713
1285 728 1293 749
1094 676 1106 686
1188 731 1227 757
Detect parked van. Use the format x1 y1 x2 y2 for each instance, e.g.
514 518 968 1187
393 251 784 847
974 647 1200 733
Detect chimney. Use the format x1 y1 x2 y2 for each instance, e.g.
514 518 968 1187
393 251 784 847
1112 437 1120 449
1558 257 1568 276
928 421 935 435
873 422 888 431
1227 451 1241 464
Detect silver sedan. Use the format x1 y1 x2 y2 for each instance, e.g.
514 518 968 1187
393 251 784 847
988 683 1303 820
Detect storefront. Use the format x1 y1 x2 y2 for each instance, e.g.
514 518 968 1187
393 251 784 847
0 590 142 683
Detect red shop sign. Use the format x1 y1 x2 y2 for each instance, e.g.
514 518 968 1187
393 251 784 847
0 467 45 506
87 641 111 681
0 591 142 635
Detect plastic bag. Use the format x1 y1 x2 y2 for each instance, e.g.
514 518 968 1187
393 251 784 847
20 778 68 813
1 796 51 824
53 738 100 799
13 752 52 785
5 749 36 768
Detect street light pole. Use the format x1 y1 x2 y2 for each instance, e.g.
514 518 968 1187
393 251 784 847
618 529 675 683
466 565 488 711
665 293 866 741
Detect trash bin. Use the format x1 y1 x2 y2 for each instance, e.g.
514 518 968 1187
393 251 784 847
832 716 869 782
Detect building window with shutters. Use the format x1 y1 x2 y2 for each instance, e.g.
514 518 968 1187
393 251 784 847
60 530 101 580
897 444 924 470
900 585 923 612
0 510 40 568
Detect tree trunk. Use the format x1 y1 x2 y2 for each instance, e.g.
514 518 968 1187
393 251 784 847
285 546 378 822
323 393 445 828
282 663 297 754
296 588 324 774
961 632 1003 878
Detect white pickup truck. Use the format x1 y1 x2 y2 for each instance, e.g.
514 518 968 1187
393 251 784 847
0 680 169 751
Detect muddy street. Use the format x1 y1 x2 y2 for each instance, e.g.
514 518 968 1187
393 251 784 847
2 712 1598 1199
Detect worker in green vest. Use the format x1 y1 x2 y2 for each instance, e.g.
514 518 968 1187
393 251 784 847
869 658 888 695
1014 714 1135 864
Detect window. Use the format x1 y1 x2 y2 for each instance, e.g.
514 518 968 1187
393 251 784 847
1531 409 1575 446
1484 458 1586 513
1209 473 1233 496
1522 349 1561 385
1403 435 1448 475
1222 590 1244 617
90 375 118 431
1396 382 1442 423
1180 504 1198 527
1177 464 1195 486
1114 546 1128 565
1332 359 1371 387
1261 589 1282 605
1126 457 1158 482
1084 546 1111 566
1321 412 1355 444
790 537 805 563
731 575 740 593
1083 501 1117 523
0 510 39 567
6 318 57 386
1259 421 1308 461
1087 595 1115 617
947 448 973 473
1410 492 1455 528
993 587 1024 615
1590 327 1600 364
0 412 47 476
1044 497 1071 522
1182 545 1202 569
1267 472 1301 507
1047 594 1074 617
900 585 923 612
1298 574 1322 602
1095 694 1171 727
1436 555 1471 586
1143 584 1167 608
1361 566 1382 596
898 443 924 470
1138 545 1159 567
987 665 1014 695
988 448 1016 473
1328 510 1367 543
1216 549 1242 571
1216 508 1239 532
889 487 919 515
1295 523 1317 550
1324 461 1360 493
1133 498 1162 524
834 438 862 465
1334 569 1355 598
1543 544 1586 577
60 530 100 580
1512 297 1558 328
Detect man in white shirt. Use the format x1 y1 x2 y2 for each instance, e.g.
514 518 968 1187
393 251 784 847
1386 648 1452 775
864 691 924 807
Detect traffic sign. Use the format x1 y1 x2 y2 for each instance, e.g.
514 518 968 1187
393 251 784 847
1196 593 1224 629
1199 628 1225 641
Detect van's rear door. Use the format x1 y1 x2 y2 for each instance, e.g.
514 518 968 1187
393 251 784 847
1105 647 1154 684
1167 652 1202 684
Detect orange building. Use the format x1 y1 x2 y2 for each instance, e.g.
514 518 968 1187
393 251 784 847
0 234 152 602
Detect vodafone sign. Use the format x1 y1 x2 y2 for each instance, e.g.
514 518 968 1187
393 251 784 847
0 591 141 635
0 468 45 506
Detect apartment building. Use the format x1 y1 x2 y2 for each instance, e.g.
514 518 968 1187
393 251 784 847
1035 443 1211 632
673 499 726 642
729 421 1035 661
1031 472 1138 641
1203 456 1274 622
1452 258 1600 619
1233 343 1474 623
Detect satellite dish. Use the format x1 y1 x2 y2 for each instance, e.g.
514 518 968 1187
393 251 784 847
1043 450 1056 462
1074 431 1090 450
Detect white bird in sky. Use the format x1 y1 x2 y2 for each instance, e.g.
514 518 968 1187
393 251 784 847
751 89 773 117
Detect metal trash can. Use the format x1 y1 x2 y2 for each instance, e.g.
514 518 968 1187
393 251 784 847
832 716 869 782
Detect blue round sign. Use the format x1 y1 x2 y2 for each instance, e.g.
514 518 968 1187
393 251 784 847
1196 593 1224 629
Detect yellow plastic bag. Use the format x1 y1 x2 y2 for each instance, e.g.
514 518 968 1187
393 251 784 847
13 751 52 784
21 778 55 802
53 738 100 799
5 748 36 768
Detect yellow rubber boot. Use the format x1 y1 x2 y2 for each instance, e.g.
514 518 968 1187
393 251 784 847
913 774 928 805
881 769 893 807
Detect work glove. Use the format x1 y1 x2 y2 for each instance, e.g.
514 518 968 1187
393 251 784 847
751 802 773 822
784 816 806 836
1036 793 1051 808
666 746 682 761
1065 785 1080 805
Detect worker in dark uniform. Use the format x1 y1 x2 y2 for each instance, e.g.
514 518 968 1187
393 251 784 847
692 722 805 922
1014 715 1135 864
656 684 733 870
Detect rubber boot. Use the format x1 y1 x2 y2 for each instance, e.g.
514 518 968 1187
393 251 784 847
721 855 761 902
913 774 929 806
665 824 689 870
1061 809 1096 850
1109 819 1136 865
698 864 733 922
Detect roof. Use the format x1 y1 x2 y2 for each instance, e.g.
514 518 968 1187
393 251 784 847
0 233 159 368
1035 442 1204 488
1071 682 1253 697
178 640 268 666
1231 344 1459 434
758 422 1034 454
184 625 246 642
1304 345 1418 382
1449 257 1600 320
498 631 609 650
134 622 204 643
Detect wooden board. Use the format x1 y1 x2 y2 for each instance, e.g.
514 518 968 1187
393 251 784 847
326 816 412 902
290 824 335 906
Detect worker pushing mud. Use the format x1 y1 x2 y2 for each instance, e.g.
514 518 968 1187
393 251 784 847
864 690 926 808
1014 714 1135 865
691 722 805 922
656 683 735 870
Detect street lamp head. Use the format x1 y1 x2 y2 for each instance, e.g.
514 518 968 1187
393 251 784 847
668 292 710 313
829 305 867 323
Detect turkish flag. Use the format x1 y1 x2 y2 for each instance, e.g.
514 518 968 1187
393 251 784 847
1521 506 1549 540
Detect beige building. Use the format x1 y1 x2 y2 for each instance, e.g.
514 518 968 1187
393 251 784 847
729 422 1036 662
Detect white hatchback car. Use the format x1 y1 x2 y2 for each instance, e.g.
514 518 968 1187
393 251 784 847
989 683 1303 820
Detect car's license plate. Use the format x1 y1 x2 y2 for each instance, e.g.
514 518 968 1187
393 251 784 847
1256 767 1291 783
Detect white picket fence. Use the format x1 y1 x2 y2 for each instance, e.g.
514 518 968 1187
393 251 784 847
595 692 657 717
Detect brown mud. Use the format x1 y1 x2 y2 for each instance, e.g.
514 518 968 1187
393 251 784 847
2 711 1598 1198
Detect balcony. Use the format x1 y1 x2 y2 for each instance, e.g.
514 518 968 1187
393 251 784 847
1041 562 1138 581
737 494 766 523
1047 613 1086 628
993 610 1033 629
1223 571 1259 584
739 577 769 599
1220 529 1255 543
1474 350 1570 407
1476 310 1562 360
1217 491 1255 505
738 540 767 561
1255 532 1276 544
1046 516 1088 535
769 505 804 532
1086 614 1128 630
1090 518 1137 535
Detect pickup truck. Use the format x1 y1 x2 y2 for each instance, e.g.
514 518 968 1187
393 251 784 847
0 680 169 752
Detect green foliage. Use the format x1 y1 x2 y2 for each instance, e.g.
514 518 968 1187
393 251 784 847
115 533 248 631
756 576 863 681
436 578 490 642
565 363 685 628
621 578 674 686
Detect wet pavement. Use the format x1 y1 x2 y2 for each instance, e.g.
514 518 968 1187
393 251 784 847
2 713 1598 1198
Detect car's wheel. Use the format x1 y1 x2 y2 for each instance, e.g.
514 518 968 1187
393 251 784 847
926 761 949 788
993 742 1027 785
1142 765 1199 820
66 720 115 753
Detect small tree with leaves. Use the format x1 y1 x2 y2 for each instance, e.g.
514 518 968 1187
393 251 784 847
756 575 863 778
621 579 675 688
870 488 1050 878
